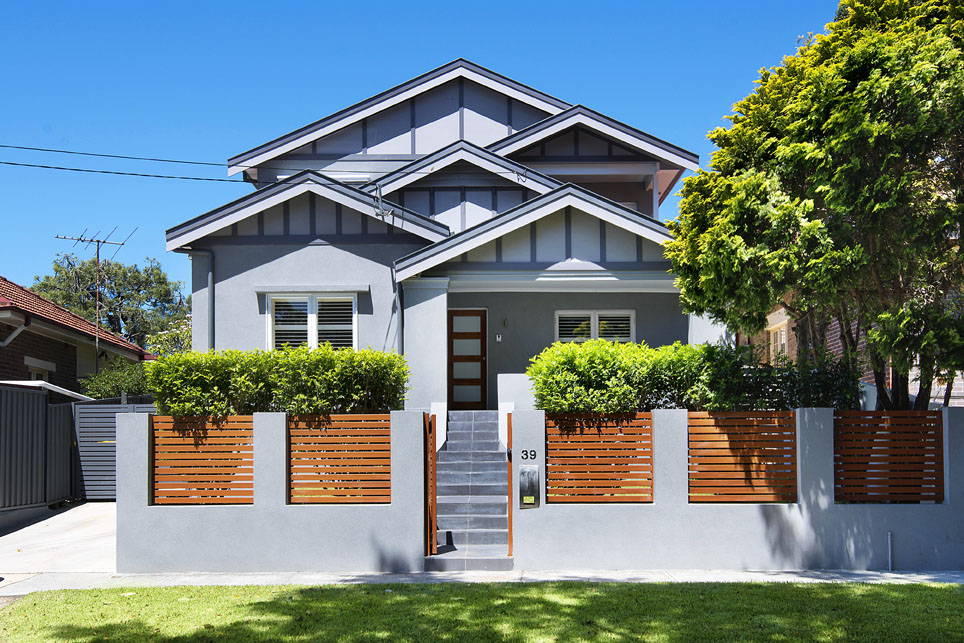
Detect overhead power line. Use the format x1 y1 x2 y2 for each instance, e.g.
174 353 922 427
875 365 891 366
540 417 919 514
0 160 244 183
0 143 543 182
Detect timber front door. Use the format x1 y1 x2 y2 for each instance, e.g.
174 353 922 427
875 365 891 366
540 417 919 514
448 309 487 410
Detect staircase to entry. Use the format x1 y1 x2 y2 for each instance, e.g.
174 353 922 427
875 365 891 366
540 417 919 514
425 410 513 571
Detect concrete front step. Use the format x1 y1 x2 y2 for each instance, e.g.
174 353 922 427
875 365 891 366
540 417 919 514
438 483 509 496
436 514 508 530
437 451 506 463
437 528 508 546
447 411 498 422
443 440 501 452
424 545 513 571
437 470 507 484
437 460 506 474
437 496 507 516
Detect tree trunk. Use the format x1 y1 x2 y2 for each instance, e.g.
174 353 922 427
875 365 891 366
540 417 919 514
944 373 955 407
872 354 892 410
914 359 934 411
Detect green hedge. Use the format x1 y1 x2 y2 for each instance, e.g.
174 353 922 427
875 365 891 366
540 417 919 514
146 346 409 416
79 360 150 399
527 340 859 413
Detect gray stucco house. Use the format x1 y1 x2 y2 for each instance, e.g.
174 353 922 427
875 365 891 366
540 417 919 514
166 59 721 410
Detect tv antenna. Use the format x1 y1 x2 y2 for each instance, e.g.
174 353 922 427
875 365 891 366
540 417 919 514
54 227 138 371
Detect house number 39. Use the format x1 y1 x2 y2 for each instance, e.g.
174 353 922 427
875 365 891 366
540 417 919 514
520 449 536 460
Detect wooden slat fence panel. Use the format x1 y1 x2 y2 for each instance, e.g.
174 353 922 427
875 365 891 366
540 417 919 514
834 410 943 503
688 411 797 503
546 414 653 503
289 414 391 504
151 416 254 505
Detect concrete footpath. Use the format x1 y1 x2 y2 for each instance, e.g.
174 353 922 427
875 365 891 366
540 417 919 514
3 569 962 597
1 503 962 598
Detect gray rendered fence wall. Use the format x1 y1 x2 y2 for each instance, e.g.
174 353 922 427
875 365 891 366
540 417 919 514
116 411 426 573
75 403 154 500
511 408 964 571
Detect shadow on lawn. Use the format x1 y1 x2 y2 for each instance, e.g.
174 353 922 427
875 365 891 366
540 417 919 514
43 582 964 642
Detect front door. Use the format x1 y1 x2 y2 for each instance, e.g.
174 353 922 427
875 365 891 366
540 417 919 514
448 309 487 410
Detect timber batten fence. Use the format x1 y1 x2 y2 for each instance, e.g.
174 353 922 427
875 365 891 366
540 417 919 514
288 414 392 504
687 411 798 503
834 410 944 503
545 413 654 503
150 416 254 505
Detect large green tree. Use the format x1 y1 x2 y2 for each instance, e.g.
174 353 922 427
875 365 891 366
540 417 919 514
666 0 964 409
33 253 189 349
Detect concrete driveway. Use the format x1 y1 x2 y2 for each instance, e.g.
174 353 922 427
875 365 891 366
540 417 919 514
0 503 115 591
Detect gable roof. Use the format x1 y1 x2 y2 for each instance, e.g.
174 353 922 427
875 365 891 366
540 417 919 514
488 105 700 172
166 171 450 251
394 184 674 281
362 141 562 195
227 59 572 178
0 276 150 357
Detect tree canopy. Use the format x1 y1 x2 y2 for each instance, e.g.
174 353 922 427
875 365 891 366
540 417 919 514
666 0 964 409
33 253 189 349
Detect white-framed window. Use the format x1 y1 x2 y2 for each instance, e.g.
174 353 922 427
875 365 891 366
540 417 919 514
555 310 635 343
768 323 788 362
268 294 357 350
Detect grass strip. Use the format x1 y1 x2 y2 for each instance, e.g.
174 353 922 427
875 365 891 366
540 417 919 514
1 581 962 641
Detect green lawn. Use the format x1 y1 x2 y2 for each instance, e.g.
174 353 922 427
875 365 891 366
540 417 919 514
1 582 961 642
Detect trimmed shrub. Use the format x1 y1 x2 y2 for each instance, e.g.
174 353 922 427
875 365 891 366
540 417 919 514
526 339 647 413
79 360 150 399
146 346 409 416
527 340 858 413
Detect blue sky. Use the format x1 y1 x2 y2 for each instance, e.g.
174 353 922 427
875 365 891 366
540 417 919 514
0 1 839 292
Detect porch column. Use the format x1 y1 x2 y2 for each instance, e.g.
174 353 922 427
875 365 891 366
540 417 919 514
402 277 449 410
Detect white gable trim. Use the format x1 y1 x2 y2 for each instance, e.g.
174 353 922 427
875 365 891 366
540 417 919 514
167 179 447 251
228 66 568 177
395 188 673 281
366 144 561 195
490 109 700 172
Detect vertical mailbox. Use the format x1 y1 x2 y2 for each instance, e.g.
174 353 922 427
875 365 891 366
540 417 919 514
519 464 540 508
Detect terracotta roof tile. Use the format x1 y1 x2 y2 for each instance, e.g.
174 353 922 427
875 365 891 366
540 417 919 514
0 276 149 357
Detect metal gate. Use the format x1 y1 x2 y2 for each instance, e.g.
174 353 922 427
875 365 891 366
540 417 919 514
424 413 437 555
75 402 154 500
0 386 75 510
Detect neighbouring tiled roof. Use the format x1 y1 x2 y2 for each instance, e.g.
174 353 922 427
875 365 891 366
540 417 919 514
0 276 150 357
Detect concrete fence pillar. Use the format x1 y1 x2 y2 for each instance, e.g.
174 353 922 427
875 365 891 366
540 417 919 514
796 408 834 509
253 413 286 509
652 409 688 506
945 407 964 505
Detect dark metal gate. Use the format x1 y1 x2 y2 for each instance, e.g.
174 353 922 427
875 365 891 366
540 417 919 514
0 386 75 511
75 402 154 500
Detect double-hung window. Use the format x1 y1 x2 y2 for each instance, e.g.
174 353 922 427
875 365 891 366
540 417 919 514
555 310 635 343
269 295 356 350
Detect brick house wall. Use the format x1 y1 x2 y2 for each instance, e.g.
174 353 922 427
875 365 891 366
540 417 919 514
0 322 79 394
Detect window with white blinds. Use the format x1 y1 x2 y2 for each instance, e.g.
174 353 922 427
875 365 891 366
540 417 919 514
317 299 354 348
272 300 309 348
269 295 356 350
556 310 634 343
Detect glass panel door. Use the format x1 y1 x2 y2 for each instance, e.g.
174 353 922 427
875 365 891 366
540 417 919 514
448 309 487 410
